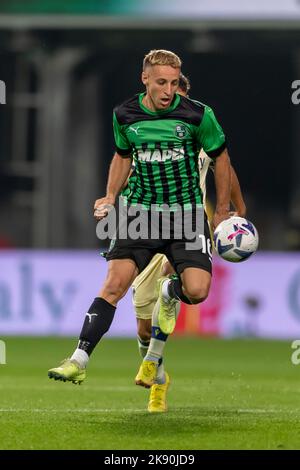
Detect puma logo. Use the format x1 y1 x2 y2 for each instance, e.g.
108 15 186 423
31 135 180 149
129 126 140 135
86 313 98 323
227 225 248 241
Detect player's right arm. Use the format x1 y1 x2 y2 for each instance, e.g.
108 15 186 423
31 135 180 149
94 153 132 220
94 110 132 220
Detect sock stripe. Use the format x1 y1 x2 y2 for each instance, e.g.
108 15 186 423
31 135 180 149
151 326 168 342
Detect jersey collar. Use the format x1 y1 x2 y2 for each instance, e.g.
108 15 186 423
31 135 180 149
138 92 180 116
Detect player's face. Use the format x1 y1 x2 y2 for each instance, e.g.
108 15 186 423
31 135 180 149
142 65 180 111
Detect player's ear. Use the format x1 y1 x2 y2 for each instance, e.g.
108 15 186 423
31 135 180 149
141 71 148 86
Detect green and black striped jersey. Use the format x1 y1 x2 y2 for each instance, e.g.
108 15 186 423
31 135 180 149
114 92 226 208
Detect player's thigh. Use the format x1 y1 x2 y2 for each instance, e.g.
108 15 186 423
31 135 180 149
134 299 157 321
165 215 212 278
100 259 138 300
132 254 166 308
105 210 160 274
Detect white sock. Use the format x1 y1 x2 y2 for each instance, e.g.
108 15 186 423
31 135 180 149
161 279 171 302
70 348 89 368
145 299 168 362
156 361 166 384
145 296 180 361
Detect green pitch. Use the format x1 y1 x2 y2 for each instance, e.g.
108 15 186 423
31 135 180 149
0 337 299 450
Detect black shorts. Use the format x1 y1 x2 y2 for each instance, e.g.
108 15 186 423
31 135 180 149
105 207 212 275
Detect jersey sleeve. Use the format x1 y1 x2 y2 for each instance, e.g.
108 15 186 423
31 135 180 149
197 106 226 158
113 111 132 156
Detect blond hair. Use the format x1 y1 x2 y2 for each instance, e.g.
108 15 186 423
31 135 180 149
179 73 191 94
143 49 182 70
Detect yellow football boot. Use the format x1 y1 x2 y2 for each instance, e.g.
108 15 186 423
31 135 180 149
135 360 158 388
48 358 86 385
148 372 170 413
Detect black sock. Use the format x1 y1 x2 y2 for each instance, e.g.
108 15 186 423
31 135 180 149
168 278 193 305
78 297 116 355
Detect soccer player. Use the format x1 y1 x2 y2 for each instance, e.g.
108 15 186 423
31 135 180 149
132 73 246 412
48 50 232 404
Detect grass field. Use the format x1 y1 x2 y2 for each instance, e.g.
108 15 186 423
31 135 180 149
0 336 299 450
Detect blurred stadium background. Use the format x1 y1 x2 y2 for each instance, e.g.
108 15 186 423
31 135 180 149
1 0 300 450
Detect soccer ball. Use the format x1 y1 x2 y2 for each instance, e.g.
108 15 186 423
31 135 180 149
213 216 259 262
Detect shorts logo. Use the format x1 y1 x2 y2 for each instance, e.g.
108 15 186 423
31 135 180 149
175 124 187 139
0 80 6 105
108 239 116 252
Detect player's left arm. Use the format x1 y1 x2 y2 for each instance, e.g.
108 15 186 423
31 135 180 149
197 105 231 230
208 161 246 217
230 166 247 217
213 149 231 230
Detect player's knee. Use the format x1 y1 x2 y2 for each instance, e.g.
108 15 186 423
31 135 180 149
161 261 174 277
104 276 127 300
184 284 210 304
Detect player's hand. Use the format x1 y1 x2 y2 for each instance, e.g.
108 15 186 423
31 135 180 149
94 196 115 220
212 211 230 232
229 204 247 218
